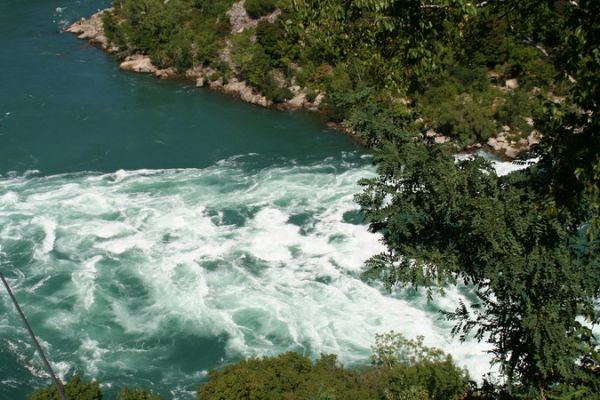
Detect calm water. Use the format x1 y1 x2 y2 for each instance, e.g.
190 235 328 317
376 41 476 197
0 1 491 398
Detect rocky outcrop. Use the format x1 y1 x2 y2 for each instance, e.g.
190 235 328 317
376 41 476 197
281 85 324 110
227 0 282 34
223 78 271 107
119 55 175 78
119 54 156 74
487 129 541 159
67 5 322 111
425 129 451 145
66 9 116 52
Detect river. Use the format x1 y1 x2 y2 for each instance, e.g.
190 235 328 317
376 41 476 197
0 1 494 398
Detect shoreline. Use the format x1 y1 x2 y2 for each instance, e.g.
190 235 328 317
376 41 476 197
66 7 537 161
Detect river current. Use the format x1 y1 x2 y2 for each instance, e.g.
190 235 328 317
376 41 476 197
0 1 525 398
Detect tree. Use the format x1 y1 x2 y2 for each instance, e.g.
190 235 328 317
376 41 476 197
356 1 600 397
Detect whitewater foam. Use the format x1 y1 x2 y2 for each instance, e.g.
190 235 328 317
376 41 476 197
0 153 503 396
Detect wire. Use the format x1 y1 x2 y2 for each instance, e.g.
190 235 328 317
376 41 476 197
0 270 67 400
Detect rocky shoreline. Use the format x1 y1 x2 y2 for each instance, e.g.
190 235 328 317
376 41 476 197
66 5 538 160
66 6 323 112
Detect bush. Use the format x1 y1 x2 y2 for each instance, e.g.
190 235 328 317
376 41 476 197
244 0 277 19
495 90 541 135
417 80 499 145
28 375 102 400
256 20 287 67
117 387 161 400
198 333 469 400
102 11 127 50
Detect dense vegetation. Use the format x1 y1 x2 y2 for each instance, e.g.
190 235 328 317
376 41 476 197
354 1 600 399
28 333 469 400
101 0 567 148
27 376 161 400
199 333 468 400
49 0 600 398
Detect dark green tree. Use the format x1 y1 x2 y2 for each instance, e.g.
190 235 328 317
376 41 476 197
356 1 600 398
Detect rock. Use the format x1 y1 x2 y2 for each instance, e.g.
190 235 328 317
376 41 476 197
227 1 281 34
120 54 157 74
312 93 325 107
504 146 520 159
66 9 113 51
154 68 174 79
434 135 450 144
185 66 204 79
518 138 529 146
222 78 271 107
487 137 498 147
196 77 206 87
289 85 302 95
425 129 438 138
287 92 306 108
505 78 519 90
209 78 224 89
528 131 541 146
525 117 534 127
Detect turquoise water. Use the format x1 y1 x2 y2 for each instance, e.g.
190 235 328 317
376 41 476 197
0 1 492 398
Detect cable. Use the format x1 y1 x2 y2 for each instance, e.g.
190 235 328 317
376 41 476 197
0 270 67 400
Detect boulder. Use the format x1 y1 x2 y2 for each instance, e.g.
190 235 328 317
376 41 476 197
120 54 157 74
66 10 113 50
504 146 520 159
287 92 307 109
505 78 519 90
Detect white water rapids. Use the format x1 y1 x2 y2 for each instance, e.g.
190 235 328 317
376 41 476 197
0 153 528 396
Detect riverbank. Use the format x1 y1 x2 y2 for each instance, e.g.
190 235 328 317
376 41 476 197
66 3 540 160
67 7 324 111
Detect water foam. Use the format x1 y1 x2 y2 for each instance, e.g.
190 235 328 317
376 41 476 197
0 154 496 396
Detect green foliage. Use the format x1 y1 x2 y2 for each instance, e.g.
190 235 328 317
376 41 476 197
198 335 468 400
117 387 161 400
102 10 127 51
28 376 102 400
495 90 542 135
230 29 292 102
256 20 288 67
244 0 277 20
99 2 600 396
107 0 235 70
416 65 500 144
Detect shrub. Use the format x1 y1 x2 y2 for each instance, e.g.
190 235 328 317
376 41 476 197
244 0 277 19
256 20 287 67
102 11 127 50
117 387 161 400
198 333 469 400
28 375 102 400
417 80 498 145
495 90 541 134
